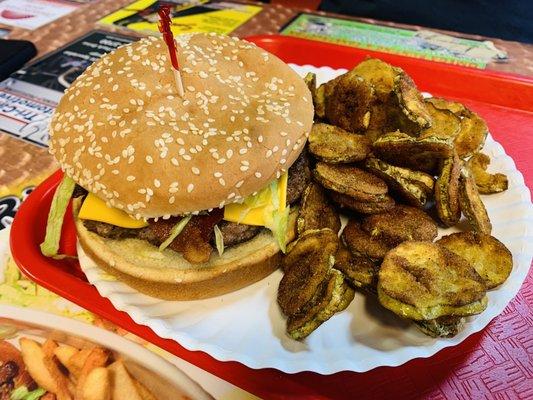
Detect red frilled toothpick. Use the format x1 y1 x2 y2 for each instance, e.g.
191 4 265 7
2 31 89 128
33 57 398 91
158 5 184 97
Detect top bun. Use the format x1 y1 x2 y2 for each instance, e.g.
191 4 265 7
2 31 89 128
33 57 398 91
49 33 313 218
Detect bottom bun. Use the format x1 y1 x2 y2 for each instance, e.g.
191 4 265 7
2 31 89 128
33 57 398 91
74 200 297 300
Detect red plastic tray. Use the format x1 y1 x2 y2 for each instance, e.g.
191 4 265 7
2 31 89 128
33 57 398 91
10 36 533 399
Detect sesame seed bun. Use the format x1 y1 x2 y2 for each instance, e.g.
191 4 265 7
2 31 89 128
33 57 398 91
75 200 298 300
49 33 313 218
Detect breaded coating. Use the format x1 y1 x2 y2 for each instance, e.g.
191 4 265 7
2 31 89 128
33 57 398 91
455 109 488 159
342 220 391 261
309 123 371 163
322 70 375 132
314 162 389 202
352 58 399 102
419 101 461 141
287 269 354 340
372 131 453 173
366 157 434 208
378 241 488 321
278 229 338 316
425 97 467 115
435 152 462 227
438 232 511 289
297 183 341 236
467 152 508 194
414 316 465 338
329 190 395 214
424 97 488 159
394 72 432 130
334 243 376 288
361 205 438 247
459 167 492 234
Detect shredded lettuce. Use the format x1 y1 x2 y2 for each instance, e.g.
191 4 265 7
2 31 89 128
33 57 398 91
40 176 76 258
270 179 279 211
213 224 224 256
24 388 46 400
9 386 44 400
265 206 290 253
237 191 262 224
159 215 192 251
10 386 28 400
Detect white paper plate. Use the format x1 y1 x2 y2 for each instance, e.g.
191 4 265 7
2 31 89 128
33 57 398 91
78 65 533 374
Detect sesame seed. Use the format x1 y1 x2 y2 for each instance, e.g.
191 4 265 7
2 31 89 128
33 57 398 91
146 156 153 164
255 172 262 178
192 167 200 175
187 183 194 193
127 175 136 181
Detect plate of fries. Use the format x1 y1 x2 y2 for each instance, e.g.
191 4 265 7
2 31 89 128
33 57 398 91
77 63 533 374
0 305 213 399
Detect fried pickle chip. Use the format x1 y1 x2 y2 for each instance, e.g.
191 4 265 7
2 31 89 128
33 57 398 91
315 83 326 119
303 72 316 95
361 205 438 247
365 103 392 143
342 220 391 261
314 162 389 202
435 152 462 227
378 241 488 321
372 131 453 173
425 97 467 115
323 70 375 132
278 229 338 316
414 316 465 338
352 58 399 102
394 72 432 131
365 157 434 207
309 123 371 163
334 243 376 288
455 109 488 159
287 269 354 340
304 72 318 115
419 101 461 141
467 152 508 194
329 190 395 214
459 167 492 234
424 98 487 159
297 182 341 236
438 232 512 289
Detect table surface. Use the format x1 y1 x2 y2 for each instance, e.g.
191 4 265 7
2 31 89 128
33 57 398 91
1 1 532 399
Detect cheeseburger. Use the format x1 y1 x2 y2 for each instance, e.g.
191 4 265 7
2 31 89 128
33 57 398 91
42 33 314 300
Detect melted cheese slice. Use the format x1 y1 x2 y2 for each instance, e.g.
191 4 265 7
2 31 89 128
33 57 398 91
224 172 288 227
79 172 288 229
78 193 148 228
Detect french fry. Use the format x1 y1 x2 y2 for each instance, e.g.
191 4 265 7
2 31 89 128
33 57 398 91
108 361 143 400
68 349 93 378
42 338 58 357
133 380 157 400
81 367 110 400
54 345 79 372
19 338 58 393
75 348 110 400
41 339 73 400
